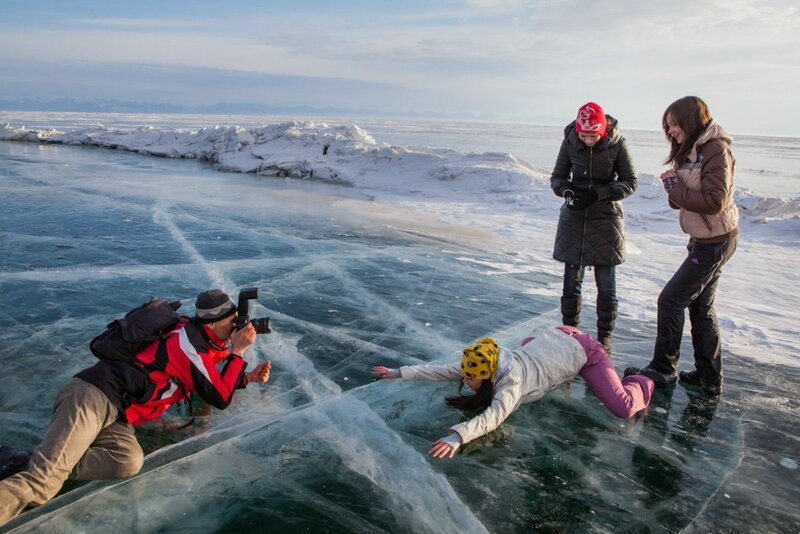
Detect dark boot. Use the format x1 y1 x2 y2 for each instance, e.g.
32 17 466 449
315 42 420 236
624 366 678 388
561 296 581 327
598 335 612 354
679 370 722 396
0 445 31 481
596 299 618 353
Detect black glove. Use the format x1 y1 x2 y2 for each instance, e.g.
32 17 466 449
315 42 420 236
562 189 576 208
568 188 598 210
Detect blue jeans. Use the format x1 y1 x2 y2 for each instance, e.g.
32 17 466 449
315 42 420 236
650 235 738 383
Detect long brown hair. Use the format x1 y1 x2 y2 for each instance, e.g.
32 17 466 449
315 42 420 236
662 96 713 166
445 379 494 410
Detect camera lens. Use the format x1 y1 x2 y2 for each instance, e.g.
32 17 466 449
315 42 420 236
250 317 271 335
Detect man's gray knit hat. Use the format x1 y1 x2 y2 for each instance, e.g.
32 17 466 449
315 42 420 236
195 289 236 323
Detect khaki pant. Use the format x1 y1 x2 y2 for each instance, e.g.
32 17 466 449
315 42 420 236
0 378 143 526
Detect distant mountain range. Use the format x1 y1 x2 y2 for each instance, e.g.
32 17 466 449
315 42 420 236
0 97 455 120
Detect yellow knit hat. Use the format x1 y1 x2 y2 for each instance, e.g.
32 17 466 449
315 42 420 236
460 338 499 381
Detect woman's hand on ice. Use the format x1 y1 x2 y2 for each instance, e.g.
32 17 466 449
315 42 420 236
372 366 400 379
429 435 461 459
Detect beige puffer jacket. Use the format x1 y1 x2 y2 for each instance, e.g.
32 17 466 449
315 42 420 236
668 121 739 240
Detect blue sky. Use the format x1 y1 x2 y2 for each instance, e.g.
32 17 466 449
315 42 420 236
1 0 798 136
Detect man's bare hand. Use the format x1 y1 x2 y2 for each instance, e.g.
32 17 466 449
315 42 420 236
246 361 271 385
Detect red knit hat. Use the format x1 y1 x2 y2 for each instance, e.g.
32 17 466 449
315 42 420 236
575 102 607 137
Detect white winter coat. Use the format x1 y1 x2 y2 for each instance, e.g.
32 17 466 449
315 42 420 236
399 327 587 445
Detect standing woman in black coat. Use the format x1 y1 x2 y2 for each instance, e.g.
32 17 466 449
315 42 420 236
550 102 638 352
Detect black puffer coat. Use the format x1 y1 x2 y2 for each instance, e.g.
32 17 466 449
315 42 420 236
551 116 637 266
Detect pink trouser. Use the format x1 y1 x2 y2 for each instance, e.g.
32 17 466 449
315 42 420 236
526 326 654 418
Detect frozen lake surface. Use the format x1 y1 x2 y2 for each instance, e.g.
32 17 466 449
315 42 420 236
1 125 798 532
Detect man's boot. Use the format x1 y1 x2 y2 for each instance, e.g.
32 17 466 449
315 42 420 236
0 445 31 481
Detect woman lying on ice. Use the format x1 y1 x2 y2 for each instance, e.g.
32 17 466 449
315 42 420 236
372 325 664 459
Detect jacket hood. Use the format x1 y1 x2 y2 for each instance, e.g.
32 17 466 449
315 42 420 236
688 121 732 163
696 121 732 146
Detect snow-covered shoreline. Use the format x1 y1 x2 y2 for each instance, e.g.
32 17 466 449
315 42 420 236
2 120 798 221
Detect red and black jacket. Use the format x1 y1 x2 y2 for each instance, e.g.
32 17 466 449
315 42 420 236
76 318 248 426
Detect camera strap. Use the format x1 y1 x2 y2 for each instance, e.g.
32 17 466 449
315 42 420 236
186 318 225 351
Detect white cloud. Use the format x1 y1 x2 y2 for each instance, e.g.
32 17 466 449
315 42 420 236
1 1 798 135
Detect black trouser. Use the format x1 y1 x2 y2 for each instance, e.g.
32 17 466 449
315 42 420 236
561 264 617 338
649 235 738 383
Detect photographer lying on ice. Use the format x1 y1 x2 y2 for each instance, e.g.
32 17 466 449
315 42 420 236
0 289 271 526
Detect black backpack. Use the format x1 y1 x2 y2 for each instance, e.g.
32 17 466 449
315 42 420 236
90 298 182 362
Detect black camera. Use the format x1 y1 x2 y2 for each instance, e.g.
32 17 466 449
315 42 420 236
234 287 272 334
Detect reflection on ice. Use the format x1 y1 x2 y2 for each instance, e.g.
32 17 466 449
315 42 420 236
12 393 488 533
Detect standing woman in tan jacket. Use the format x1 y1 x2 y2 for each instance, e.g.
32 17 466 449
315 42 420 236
627 96 739 396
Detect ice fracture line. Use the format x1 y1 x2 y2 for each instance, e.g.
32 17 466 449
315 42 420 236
152 204 231 290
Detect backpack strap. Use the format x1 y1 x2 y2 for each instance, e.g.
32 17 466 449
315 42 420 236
140 338 170 375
